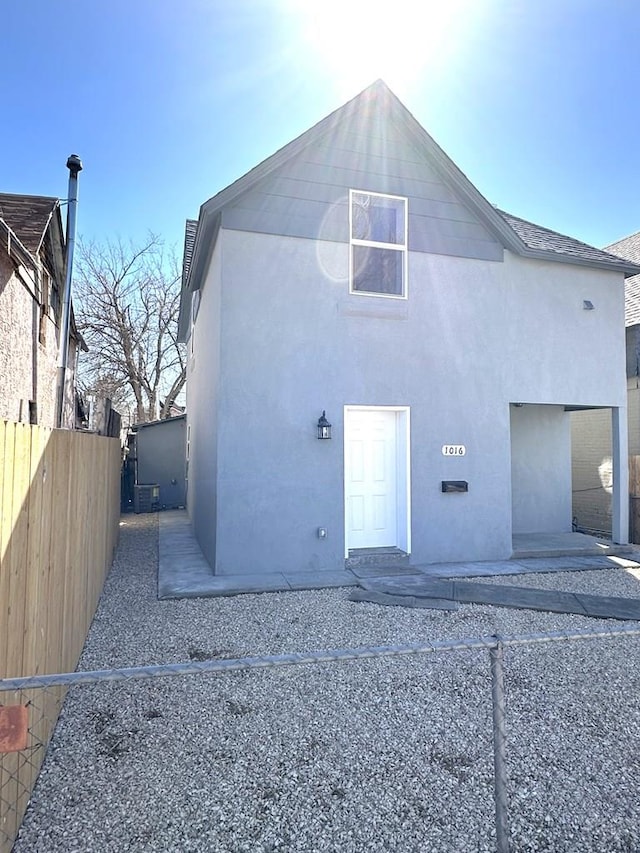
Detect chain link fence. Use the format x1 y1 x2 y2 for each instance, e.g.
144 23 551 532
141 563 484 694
3 624 640 852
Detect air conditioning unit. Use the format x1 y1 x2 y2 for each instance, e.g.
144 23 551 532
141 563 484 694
133 484 160 514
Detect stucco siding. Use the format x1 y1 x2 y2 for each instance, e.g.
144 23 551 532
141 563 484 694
39 316 63 428
222 134 504 262
0 256 61 427
499 253 626 406
511 405 572 534
0 256 36 422
190 229 626 573
60 336 79 430
185 239 222 566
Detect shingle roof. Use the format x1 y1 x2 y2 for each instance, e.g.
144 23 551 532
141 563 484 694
0 193 58 256
604 231 640 326
497 209 639 273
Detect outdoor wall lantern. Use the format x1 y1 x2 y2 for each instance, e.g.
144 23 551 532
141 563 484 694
317 411 332 440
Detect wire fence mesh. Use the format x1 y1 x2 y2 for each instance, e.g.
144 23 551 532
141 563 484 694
3 625 640 853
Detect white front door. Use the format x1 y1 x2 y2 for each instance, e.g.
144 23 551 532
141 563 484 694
345 408 398 550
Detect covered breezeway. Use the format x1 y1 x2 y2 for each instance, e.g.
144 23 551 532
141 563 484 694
511 402 628 552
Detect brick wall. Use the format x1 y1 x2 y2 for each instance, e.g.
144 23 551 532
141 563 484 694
627 379 640 456
571 383 640 539
571 407 613 535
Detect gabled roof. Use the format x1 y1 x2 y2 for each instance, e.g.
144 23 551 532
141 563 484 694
182 80 520 309
0 190 85 348
180 80 640 339
497 210 638 273
0 193 59 255
604 231 640 326
0 192 66 287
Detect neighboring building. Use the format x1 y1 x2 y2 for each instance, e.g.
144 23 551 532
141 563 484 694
572 231 640 536
179 80 638 576
160 400 186 419
124 415 187 511
0 193 85 428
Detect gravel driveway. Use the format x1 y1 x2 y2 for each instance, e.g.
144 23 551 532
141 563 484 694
13 514 640 852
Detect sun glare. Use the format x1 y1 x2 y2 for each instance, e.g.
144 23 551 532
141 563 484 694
286 0 473 97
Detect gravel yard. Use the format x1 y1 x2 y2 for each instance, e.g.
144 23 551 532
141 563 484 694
13 514 640 852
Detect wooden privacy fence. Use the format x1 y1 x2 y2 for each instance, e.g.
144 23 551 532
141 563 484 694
0 422 121 851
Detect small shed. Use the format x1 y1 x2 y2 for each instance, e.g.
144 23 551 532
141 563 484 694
128 414 187 510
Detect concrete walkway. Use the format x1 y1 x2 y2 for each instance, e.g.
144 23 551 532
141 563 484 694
512 531 634 559
158 511 355 599
158 510 640 600
357 576 640 621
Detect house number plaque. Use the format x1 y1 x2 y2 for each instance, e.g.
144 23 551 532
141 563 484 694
442 445 466 456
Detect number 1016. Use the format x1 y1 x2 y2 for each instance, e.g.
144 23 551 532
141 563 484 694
442 445 466 456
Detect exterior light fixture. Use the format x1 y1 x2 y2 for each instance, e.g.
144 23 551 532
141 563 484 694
583 300 594 310
317 411 332 440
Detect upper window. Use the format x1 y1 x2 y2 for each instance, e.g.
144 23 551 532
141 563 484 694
350 190 407 298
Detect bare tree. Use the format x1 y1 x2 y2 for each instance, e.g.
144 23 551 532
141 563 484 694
74 235 186 423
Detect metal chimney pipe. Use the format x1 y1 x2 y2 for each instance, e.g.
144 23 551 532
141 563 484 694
55 154 83 428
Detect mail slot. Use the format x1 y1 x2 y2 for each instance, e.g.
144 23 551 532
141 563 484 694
441 480 468 493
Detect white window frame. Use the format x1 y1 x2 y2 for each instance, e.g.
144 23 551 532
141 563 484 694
349 189 408 299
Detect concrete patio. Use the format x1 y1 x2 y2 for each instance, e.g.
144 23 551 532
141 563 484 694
158 510 639 599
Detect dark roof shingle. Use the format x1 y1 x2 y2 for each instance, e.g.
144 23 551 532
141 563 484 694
497 209 638 273
0 193 59 256
604 231 640 326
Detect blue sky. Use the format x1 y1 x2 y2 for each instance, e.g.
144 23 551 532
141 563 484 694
2 0 640 255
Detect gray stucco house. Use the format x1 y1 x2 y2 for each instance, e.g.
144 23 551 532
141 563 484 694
178 80 638 576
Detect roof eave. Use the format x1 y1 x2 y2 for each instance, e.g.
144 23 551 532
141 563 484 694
49 203 66 283
35 199 60 254
195 86 369 227
514 246 640 276
131 413 186 430
177 211 221 342
203 82 529 259
390 107 526 255
183 81 529 287
0 217 37 267
178 79 637 320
